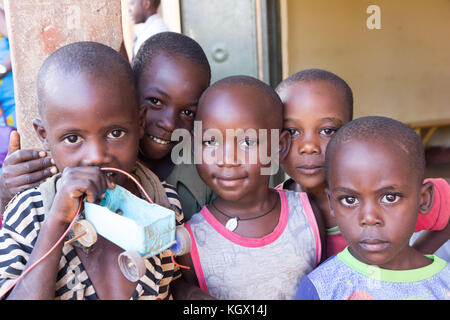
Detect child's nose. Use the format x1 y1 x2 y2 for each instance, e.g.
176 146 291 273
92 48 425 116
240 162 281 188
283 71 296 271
218 141 240 167
156 109 177 133
81 142 112 167
359 202 383 227
298 135 321 155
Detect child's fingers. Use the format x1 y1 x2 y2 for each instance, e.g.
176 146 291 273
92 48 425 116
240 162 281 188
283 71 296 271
7 130 20 155
49 167 111 224
10 165 57 188
3 149 49 167
4 156 56 177
62 167 108 203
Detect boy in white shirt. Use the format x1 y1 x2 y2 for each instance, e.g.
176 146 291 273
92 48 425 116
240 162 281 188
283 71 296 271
128 0 169 59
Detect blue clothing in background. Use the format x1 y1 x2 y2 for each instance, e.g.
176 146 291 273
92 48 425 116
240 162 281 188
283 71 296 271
0 35 15 127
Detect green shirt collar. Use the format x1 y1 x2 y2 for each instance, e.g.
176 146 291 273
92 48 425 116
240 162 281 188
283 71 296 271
337 246 446 283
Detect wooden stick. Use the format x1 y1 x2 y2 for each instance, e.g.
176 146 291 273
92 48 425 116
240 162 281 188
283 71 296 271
64 230 87 246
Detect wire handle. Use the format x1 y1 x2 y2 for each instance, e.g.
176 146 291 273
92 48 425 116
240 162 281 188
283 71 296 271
0 198 83 299
100 167 154 204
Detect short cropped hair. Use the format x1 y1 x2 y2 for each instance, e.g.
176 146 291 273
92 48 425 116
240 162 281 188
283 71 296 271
132 31 211 84
325 116 426 182
37 41 137 116
276 68 354 119
152 0 161 9
199 75 284 128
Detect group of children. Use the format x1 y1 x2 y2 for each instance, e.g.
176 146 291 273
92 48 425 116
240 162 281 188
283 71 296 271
0 31 448 300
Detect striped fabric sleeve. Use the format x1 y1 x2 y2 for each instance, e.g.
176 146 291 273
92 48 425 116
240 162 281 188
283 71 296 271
0 187 44 298
162 182 185 226
156 182 185 299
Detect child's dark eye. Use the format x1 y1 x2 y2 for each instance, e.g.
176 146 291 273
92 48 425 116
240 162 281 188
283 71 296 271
239 137 257 149
319 128 337 137
381 193 401 204
203 137 219 147
285 128 300 138
63 134 82 145
107 129 126 139
146 97 162 106
339 196 359 207
181 109 195 118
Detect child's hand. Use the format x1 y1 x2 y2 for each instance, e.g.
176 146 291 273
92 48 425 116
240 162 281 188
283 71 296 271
49 166 115 225
0 131 56 205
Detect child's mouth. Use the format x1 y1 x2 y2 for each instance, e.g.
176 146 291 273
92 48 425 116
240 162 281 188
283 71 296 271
296 165 323 175
148 134 171 145
359 239 390 252
214 175 247 189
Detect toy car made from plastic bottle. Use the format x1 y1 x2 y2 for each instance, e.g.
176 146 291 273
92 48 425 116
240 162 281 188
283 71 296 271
69 184 191 282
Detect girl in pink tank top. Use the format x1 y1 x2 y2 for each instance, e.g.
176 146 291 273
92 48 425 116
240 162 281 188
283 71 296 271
178 76 326 299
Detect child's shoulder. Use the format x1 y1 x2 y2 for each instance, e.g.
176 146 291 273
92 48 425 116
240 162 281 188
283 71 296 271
2 186 44 234
4 186 43 214
278 188 314 217
185 206 208 228
307 253 345 279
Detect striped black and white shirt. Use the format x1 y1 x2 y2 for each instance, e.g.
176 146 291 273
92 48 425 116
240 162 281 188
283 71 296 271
0 182 184 300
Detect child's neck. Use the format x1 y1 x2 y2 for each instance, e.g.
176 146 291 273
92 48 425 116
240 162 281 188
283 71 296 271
138 153 174 181
210 188 281 238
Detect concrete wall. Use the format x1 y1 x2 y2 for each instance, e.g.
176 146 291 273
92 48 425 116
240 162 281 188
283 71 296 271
282 0 450 147
5 0 123 149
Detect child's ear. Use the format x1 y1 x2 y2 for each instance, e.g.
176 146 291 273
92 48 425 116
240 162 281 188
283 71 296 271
418 181 434 215
278 130 291 162
32 119 50 152
325 188 335 217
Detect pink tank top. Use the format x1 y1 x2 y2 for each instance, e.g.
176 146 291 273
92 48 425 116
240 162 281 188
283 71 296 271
186 189 321 299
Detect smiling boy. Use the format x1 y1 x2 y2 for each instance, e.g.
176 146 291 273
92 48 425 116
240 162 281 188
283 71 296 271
0 32 215 223
295 116 449 300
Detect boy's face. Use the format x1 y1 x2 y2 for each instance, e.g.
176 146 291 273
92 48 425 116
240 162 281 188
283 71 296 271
280 81 351 190
35 73 143 188
138 53 209 161
195 85 282 202
327 139 429 268
128 0 147 24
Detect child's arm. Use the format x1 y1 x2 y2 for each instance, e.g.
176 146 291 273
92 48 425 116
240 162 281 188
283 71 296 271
171 252 216 300
4 166 112 299
309 198 327 264
412 223 450 255
412 178 450 254
0 131 55 214
171 275 216 300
